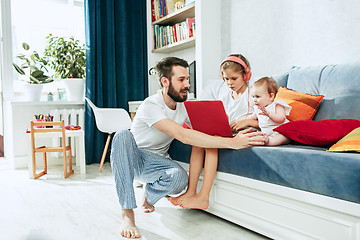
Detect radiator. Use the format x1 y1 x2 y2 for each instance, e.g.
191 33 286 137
50 108 84 157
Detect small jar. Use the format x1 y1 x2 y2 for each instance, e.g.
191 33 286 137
47 92 53 101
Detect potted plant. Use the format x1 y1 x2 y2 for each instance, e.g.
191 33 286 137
13 42 53 101
44 34 86 101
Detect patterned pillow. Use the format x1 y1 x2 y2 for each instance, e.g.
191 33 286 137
275 87 324 121
328 127 360 152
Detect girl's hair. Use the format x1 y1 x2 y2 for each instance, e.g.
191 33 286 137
253 77 279 96
220 54 251 76
154 57 189 87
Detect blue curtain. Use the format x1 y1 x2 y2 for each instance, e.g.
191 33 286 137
84 0 148 164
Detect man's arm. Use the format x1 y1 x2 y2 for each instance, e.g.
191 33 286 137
153 118 264 150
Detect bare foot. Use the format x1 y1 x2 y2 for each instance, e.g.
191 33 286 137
179 195 209 210
120 209 141 238
168 191 195 206
142 188 155 213
142 197 155 213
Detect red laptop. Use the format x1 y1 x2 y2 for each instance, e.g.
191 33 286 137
184 100 233 137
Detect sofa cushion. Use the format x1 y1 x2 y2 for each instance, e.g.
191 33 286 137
274 119 360 146
314 63 360 121
169 140 360 204
328 127 360 152
275 87 324 121
286 65 324 95
271 72 289 88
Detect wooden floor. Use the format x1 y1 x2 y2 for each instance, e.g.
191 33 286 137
0 159 271 240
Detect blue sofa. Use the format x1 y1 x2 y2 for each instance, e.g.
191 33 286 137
169 62 360 240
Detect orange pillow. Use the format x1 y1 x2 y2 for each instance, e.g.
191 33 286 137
275 87 324 121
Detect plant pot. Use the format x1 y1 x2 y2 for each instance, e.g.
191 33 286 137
63 78 85 101
24 84 43 101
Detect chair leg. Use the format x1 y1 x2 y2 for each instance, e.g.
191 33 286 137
43 152 47 174
68 148 74 177
99 134 112 173
69 147 73 172
64 148 74 178
32 149 37 179
32 152 47 179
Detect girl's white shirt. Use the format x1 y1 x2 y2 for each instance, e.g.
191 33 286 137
220 87 254 124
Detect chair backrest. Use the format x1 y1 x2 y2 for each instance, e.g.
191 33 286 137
30 120 67 151
85 97 132 134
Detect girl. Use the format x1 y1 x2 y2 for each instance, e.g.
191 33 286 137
168 54 260 209
250 77 291 146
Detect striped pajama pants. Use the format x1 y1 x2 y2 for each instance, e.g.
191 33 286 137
110 130 188 209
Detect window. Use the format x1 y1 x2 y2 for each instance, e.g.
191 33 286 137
11 0 85 94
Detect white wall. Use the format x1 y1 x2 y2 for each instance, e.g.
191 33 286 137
227 0 360 78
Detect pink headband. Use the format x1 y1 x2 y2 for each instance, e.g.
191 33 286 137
221 56 252 81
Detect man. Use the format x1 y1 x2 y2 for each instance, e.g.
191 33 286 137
110 57 265 238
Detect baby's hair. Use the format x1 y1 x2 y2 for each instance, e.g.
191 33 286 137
253 77 279 96
154 57 189 87
220 54 251 76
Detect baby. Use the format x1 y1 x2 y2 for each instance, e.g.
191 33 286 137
250 77 291 146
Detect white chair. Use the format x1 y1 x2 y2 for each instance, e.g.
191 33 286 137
85 97 132 172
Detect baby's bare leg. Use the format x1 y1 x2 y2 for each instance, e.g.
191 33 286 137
179 148 218 209
168 147 204 206
266 133 290 146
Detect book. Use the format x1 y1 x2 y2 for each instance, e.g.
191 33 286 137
151 0 156 22
164 0 168 16
154 0 160 20
186 18 195 38
160 0 163 18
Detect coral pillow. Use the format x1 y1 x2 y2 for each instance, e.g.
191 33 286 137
328 127 360 152
274 119 360 146
275 87 324 121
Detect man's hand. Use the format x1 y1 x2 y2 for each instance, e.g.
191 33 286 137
231 128 265 150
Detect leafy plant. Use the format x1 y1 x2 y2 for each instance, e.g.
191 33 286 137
13 42 53 84
44 34 86 79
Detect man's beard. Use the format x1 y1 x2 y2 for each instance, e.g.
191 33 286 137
168 81 189 102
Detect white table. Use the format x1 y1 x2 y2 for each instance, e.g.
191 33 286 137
28 129 86 178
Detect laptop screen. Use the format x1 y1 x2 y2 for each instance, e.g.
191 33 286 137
184 100 233 137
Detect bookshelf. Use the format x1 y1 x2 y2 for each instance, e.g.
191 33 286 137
151 2 195 53
147 0 222 97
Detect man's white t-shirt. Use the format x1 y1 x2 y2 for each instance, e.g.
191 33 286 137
220 87 254 124
130 90 188 158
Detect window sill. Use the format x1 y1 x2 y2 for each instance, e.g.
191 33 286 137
7 97 84 106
